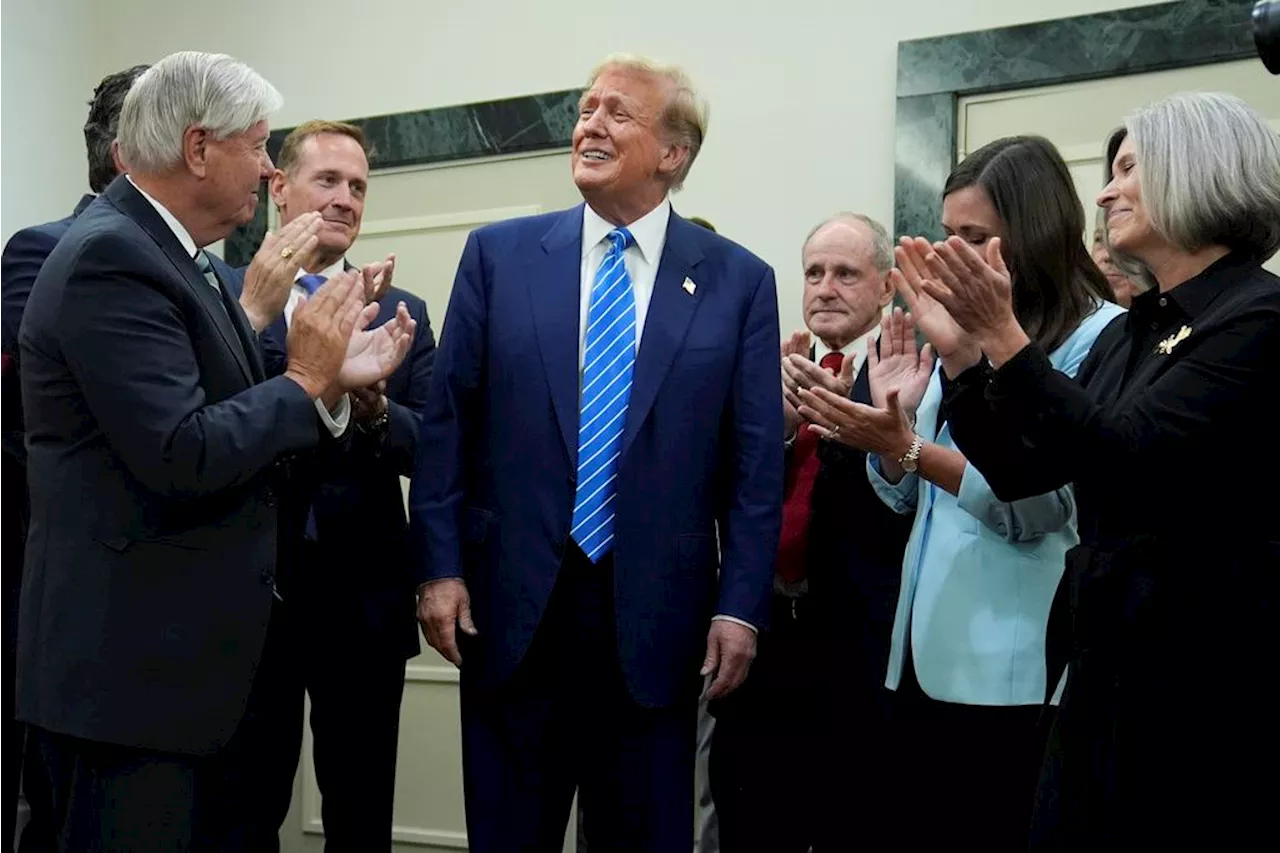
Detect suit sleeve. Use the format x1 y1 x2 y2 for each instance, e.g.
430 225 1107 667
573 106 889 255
55 240 324 499
407 232 486 586
2 227 59 356
378 296 436 476
947 298 1280 501
715 265 785 629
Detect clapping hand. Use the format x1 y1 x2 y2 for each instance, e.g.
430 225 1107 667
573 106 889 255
337 301 416 390
867 307 934 419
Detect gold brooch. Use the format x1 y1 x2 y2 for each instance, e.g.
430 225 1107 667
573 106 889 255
1156 325 1192 355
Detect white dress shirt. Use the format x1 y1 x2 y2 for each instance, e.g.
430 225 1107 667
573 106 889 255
284 259 351 434
578 199 670 367
579 200 754 634
127 177 349 436
814 322 882 378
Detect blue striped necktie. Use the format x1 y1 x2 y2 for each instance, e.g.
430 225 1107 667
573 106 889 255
571 227 636 562
298 273 326 295
296 273 326 541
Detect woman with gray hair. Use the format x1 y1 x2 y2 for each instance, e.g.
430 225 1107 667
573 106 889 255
895 91 1280 849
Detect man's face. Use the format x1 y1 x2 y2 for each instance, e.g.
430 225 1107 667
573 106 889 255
203 119 274 228
801 220 893 348
269 132 369 258
572 65 680 213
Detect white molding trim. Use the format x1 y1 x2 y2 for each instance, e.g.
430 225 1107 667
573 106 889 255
359 205 542 238
405 663 461 684
305 816 468 849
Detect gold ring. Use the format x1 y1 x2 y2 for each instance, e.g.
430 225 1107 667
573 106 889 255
281 247 295 260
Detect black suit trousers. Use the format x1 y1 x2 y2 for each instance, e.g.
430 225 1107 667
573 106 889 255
32 601 303 852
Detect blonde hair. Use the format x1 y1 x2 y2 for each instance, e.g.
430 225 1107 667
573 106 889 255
277 119 368 175
586 54 708 191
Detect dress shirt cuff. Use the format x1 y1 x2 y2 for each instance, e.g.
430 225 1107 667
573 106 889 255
712 614 758 634
314 393 351 438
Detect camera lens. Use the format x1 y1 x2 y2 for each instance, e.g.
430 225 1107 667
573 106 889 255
1255 0 1280 74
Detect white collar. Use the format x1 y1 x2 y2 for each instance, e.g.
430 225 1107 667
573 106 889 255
295 257 347 282
128 175 198 259
814 322 882 366
582 197 671 263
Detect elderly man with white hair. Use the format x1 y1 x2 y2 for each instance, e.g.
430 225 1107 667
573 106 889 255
16 51 415 850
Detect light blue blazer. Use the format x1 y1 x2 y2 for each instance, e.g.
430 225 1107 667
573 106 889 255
868 301 1125 706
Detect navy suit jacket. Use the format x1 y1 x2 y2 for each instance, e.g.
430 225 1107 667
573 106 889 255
409 204 784 708
255 279 436 658
2 194 95 463
17 177 329 754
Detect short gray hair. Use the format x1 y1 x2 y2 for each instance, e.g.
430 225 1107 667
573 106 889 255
802 213 894 273
1123 91 1280 267
118 51 282 174
586 54 708 192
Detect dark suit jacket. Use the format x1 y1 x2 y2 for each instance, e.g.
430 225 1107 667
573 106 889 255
409 205 785 708
255 278 436 659
2 194 95 464
17 176 332 755
806 353 913 696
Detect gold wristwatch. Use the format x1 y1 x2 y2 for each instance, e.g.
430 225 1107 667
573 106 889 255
899 435 924 473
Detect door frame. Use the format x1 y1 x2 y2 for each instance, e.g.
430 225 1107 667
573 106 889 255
893 0 1262 243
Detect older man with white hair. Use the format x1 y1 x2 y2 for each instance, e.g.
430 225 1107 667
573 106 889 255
16 51 414 850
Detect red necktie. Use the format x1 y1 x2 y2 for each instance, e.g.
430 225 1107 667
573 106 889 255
776 351 844 584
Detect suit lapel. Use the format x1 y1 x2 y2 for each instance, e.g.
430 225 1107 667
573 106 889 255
620 214 705 457
532 206 586 459
211 257 265 382
105 178 256 385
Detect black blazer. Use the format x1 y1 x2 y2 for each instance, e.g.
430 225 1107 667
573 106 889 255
17 177 332 755
806 353 913 696
256 279 436 659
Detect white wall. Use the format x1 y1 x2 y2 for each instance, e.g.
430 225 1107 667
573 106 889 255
7 0 1169 331
1 0 99 242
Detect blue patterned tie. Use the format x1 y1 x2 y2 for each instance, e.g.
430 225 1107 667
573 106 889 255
571 228 636 562
298 273 326 295
296 273 326 541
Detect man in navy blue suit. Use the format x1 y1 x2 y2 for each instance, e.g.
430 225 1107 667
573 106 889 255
410 54 784 851
255 119 436 852
16 52 415 850
1 62 147 853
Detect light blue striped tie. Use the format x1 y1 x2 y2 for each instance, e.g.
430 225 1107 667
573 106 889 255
571 227 636 562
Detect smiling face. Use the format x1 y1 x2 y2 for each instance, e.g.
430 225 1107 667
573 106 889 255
941 184 1007 253
269 131 369 265
1097 134 1162 261
201 119 274 230
571 65 685 224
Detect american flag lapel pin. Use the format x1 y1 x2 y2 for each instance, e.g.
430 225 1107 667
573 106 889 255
682 277 696 295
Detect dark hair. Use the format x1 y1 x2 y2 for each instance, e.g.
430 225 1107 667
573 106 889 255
944 135 1113 353
84 65 150 193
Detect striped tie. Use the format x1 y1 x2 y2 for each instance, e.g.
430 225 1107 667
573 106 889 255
571 227 636 562
298 273 327 295
194 250 221 292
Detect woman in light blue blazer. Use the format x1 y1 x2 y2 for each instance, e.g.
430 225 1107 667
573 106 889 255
797 136 1122 852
